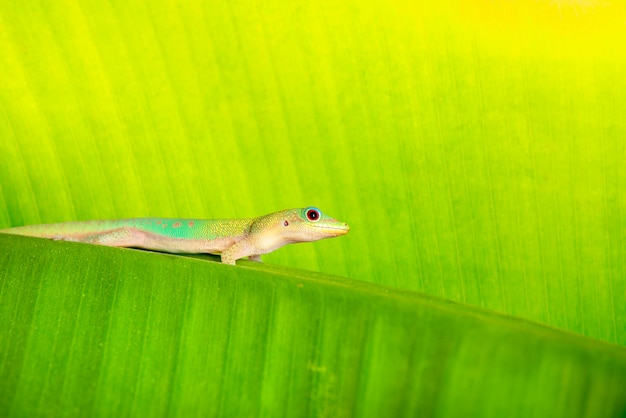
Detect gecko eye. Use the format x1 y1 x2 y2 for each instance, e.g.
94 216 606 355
306 208 320 222
284 220 289 226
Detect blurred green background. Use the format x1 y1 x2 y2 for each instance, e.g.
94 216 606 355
1 0 626 348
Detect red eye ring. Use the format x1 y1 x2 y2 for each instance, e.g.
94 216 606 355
306 208 320 222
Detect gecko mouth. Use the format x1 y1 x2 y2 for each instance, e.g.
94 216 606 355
313 224 350 235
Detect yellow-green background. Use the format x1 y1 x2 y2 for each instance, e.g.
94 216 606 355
2 0 626 345
3 1 626 416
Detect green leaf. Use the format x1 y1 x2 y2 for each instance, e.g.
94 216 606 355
1 234 626 417
2 0 626 346
2 0 626 415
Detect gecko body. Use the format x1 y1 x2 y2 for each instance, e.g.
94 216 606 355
0 207 349 265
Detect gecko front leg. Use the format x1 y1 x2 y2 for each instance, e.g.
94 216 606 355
220 238 257 265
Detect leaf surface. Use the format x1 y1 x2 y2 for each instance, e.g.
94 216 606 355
1 235 625 417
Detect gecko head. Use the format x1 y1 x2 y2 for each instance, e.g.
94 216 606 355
249 207 349 252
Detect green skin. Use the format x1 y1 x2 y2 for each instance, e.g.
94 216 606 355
0 207 349 265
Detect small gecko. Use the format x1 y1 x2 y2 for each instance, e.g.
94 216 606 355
0 207 349 265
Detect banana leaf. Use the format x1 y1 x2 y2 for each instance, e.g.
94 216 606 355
2 0 626 415
1 234 625 417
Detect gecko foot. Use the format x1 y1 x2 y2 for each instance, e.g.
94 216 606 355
51 235 80 242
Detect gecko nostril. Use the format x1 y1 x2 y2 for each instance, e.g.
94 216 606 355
284 221 289 226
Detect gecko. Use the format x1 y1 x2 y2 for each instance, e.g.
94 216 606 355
0 207 349 265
